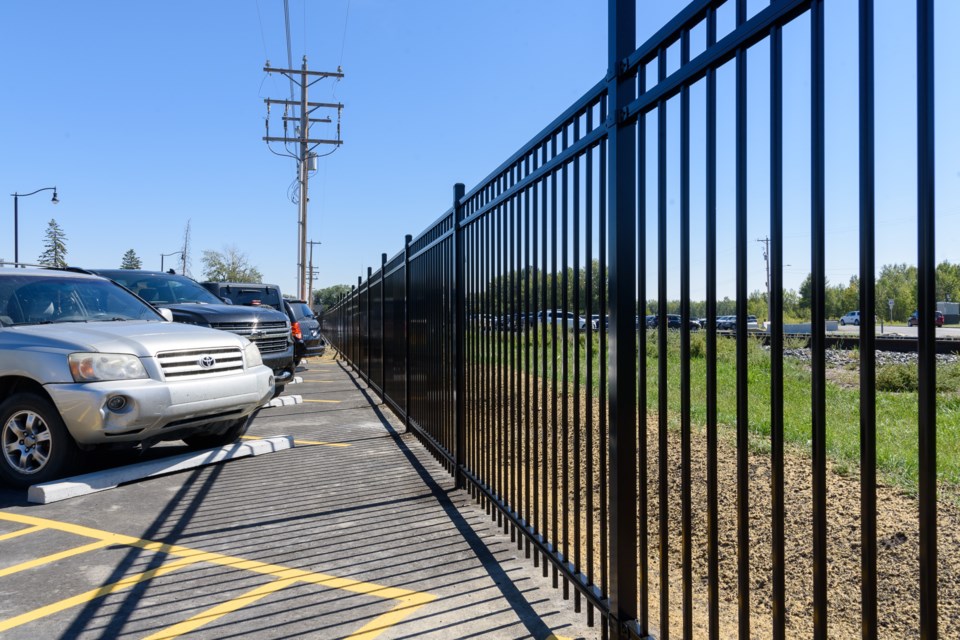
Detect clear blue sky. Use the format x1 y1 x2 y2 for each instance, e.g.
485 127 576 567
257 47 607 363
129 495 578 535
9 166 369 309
1 1 957 303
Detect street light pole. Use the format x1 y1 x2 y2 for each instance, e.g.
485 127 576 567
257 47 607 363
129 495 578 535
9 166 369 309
10 187 59 267
160 251 183 272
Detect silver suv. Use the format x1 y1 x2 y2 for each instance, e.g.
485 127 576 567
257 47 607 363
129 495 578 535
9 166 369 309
0 269 274 487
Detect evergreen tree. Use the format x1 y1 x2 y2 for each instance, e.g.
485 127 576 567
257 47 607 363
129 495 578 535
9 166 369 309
120 249 142 269
38 219 68 268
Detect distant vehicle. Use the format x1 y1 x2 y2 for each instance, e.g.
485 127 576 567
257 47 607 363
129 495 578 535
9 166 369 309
284 299 325 365
536 310 586 330
580 314 608 331
201 281 283 311
908 310 944 328
647 314 701 330
840 310 860 326
717 315 735 330
0 269 273 487
717 315 758 330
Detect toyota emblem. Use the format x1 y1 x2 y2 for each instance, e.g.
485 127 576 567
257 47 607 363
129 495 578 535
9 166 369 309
198 355 217 369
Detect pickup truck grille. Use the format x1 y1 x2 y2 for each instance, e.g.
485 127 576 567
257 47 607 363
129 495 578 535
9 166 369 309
210 321 290 355
157 347 244 379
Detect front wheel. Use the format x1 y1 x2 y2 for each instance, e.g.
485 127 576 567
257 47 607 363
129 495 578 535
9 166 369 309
182 416 252 450
0 394 78 488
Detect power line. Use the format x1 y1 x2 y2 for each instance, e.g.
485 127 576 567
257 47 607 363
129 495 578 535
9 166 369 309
339 0 351 68
283 0 295 103
263 59 344 300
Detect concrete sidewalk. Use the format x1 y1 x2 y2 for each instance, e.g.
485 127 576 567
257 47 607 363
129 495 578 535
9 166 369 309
0 351 599 639
249 351 599 639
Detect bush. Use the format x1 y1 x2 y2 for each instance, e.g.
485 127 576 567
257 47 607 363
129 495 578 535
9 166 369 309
876 364 918 392
690 332 706 359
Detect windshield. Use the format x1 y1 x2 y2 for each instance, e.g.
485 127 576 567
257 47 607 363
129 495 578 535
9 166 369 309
293 302 314 319
0 274 162 326
104 272 224 305
218 286 282 309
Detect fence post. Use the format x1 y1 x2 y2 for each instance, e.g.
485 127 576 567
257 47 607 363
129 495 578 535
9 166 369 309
365 267 373 384
381 252 387 402
354 280 359 369
607 0 638 637
453 183 466 489
404 234 412 430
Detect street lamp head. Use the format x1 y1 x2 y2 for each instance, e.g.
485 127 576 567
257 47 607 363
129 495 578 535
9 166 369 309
51 190 59 204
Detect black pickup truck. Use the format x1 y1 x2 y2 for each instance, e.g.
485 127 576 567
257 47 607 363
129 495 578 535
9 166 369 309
200 282 324 364
84 270 296 394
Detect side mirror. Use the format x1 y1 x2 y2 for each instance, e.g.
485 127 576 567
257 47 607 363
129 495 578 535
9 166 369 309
220 297 233 305
158 308 174 322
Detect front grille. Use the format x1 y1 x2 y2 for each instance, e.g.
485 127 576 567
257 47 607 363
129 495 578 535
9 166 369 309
252 336 289 354
210 321 288 334
210 320 290 355
157 347 244 379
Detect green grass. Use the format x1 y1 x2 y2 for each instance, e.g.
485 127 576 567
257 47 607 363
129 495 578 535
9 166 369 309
467 328 960 496
650 332 959 494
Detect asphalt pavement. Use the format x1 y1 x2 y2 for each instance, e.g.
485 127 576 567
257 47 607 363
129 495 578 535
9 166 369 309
0 352 596 639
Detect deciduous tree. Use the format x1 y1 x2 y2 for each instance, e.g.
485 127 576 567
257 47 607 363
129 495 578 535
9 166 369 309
201 246 262 283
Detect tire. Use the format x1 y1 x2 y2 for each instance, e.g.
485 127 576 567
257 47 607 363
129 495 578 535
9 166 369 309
840 320 845 326
855 319 860 326
0 393 78 488
182 415 252 450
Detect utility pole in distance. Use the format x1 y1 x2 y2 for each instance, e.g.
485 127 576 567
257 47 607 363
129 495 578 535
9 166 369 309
307 239 321 304
263 56 343 300
757 235 770 321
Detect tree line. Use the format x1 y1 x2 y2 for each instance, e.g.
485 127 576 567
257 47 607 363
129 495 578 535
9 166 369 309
318 259 960 324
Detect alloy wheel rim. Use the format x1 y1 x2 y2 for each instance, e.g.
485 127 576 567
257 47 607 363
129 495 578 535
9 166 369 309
2 410 53 475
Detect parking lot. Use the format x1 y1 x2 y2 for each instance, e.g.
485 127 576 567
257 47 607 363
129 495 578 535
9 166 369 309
0 353 594 639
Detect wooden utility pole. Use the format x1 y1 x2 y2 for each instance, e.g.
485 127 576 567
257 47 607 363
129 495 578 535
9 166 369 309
307 239 321 303
263 57 343 299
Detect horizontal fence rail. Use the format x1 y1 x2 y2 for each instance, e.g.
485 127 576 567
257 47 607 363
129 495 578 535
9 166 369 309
323 1 946 638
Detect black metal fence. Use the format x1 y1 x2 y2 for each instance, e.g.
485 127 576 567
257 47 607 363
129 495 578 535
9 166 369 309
325 1 944 638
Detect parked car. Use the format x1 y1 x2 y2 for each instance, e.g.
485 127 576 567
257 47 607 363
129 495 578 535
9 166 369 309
84 270 295 395
646 314 701 330
840 310 860 326
907 310 944 327
536 310 586 330
0 269 274 487
283 299 325 364
580 314 608 331
201 281 284 311
717 315 758 330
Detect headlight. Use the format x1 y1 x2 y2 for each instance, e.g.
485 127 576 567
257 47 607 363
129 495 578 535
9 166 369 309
68 353 148 382
244 341 263 367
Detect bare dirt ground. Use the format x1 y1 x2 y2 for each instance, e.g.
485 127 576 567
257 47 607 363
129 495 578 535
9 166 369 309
468 363 959 638
643 418 959 639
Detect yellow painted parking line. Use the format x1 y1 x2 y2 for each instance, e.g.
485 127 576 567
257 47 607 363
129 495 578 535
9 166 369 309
302 398 341 404
0 555 200 633
0 512 435 639
347 593 437 640
290 438 349 447
0 525 44 541
0 539 113 578
241 435 349 448
143 573 303 640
